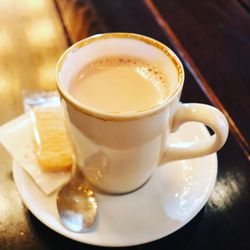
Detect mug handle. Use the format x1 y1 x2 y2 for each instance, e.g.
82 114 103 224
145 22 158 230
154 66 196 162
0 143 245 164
161 103 229 163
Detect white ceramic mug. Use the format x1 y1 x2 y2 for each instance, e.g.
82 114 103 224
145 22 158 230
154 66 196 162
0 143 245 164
56 33 229 194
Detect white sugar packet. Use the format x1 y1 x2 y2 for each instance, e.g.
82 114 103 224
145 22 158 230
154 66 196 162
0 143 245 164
0 114 71 195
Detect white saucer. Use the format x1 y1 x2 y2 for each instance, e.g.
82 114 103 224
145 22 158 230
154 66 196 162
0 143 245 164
13 122 217 247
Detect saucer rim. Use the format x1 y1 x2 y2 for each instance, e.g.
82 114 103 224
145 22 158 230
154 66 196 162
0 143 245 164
12 123 217 247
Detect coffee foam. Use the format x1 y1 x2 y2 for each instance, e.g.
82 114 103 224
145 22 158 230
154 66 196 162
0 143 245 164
83 56 168 98
69 56 170 113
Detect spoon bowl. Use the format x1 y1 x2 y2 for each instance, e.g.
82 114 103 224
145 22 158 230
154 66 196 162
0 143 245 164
57 169 97 233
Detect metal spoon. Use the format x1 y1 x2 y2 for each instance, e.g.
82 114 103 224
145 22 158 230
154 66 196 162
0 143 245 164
57 167 97 233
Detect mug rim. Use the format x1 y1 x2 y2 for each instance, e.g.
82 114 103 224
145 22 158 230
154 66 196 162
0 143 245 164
56 32 184 121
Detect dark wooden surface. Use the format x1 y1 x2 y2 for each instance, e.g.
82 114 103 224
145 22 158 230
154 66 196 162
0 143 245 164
0 0 250 249
149 0 250 156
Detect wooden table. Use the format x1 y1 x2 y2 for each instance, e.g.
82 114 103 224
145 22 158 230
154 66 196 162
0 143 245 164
0 0 249 249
